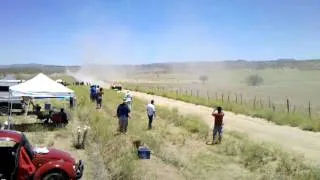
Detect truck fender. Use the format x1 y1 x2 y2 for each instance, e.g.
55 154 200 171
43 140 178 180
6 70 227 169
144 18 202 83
33 160 76 179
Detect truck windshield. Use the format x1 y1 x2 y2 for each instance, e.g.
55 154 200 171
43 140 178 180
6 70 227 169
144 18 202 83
22 134 34 159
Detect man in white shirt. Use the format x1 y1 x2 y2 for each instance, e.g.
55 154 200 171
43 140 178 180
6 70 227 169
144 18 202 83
124 91 133 110
146 100 156 129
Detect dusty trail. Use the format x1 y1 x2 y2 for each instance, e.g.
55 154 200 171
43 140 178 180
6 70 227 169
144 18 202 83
129 90 320 164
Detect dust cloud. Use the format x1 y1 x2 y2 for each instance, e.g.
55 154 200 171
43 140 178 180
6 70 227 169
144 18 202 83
72 1 232 86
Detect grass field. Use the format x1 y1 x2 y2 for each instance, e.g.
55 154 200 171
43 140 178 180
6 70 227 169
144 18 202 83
69 86 320 179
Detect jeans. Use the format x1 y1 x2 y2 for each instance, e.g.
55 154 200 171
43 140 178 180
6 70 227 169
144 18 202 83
213 125 223 143
148 115 154 129
118 116 128 132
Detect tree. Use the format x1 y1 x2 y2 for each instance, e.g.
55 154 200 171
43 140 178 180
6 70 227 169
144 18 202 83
245 74 264 86
199 75 208 84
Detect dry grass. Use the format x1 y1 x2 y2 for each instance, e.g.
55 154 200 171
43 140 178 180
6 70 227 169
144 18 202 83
70 85 320 180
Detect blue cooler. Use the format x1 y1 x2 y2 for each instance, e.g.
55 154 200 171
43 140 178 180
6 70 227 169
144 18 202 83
44 103 51 111
137 146 151 159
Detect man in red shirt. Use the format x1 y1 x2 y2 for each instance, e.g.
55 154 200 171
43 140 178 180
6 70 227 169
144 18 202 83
212 106 224 144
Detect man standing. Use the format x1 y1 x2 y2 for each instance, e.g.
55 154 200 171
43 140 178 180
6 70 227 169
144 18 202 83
90 85 96 102
116 98 131 133
146 100 156 129
212 106 224 144
96 87 104 109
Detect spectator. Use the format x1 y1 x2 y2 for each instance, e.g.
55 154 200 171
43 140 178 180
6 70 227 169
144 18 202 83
90 85 96 102
146 100 156 129
116 98 131 133
96 87 104 109
212 106 224 144
60 108 68 124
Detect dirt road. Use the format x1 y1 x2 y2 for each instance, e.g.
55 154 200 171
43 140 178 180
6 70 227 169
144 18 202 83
130 90 320 163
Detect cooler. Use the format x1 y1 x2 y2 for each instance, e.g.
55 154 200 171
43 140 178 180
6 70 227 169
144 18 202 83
137 146 151 159
44 103 51 111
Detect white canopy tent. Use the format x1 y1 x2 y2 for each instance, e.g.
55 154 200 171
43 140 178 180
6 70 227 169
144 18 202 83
10 73 74 98
6 73 75 129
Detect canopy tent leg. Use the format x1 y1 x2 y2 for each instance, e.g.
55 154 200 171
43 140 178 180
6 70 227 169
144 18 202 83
8 90 13 130
24 99 30 119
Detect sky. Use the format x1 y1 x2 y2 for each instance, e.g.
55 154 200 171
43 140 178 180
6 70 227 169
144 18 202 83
0 0 319 65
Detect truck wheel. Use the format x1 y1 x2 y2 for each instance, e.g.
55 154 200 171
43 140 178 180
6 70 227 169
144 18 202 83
42 171 68 180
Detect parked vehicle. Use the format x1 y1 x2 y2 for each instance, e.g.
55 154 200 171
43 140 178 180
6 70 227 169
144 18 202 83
0 130 84 180
0 80 24 115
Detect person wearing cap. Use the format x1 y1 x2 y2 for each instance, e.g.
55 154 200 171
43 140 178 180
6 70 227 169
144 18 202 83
116 98 131 133
124 91 133 110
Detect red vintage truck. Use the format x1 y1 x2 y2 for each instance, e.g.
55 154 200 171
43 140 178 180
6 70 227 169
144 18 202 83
0 130 84 180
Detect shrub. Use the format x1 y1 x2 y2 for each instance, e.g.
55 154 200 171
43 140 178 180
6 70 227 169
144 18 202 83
245 74 264 86
199 75 208 84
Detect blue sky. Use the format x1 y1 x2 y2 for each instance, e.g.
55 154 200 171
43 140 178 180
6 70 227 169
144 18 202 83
0 0 319 65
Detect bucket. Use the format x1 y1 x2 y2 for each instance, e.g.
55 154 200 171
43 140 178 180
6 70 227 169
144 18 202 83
137 146 151 159
44 104 51 111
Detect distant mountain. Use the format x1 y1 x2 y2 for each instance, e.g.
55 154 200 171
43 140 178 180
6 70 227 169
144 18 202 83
1 59 320 74
0 63 80 74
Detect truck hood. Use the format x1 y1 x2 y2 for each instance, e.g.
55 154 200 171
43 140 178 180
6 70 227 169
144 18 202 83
32 147 75 167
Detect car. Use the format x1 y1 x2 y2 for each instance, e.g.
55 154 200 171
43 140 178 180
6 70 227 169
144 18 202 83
0 80 25 115
0 130 84 180
110 83 122 91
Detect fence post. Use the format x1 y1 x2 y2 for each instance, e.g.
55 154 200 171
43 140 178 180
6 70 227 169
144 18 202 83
308 101 311 119
235 94 238 103
197 90 199 97
215 92 218 100
207 90 210 103
253 96 256 109
286 98 290 113
268 96 271 108
227 95 230 102
260 99 263 108
272 104 276 112
240 94 243 104
221 94 224 104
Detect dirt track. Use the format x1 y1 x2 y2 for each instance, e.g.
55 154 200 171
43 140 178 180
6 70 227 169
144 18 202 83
129 90 320 164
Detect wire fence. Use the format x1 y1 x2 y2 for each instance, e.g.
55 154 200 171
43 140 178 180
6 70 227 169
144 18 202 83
125 83 319 120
